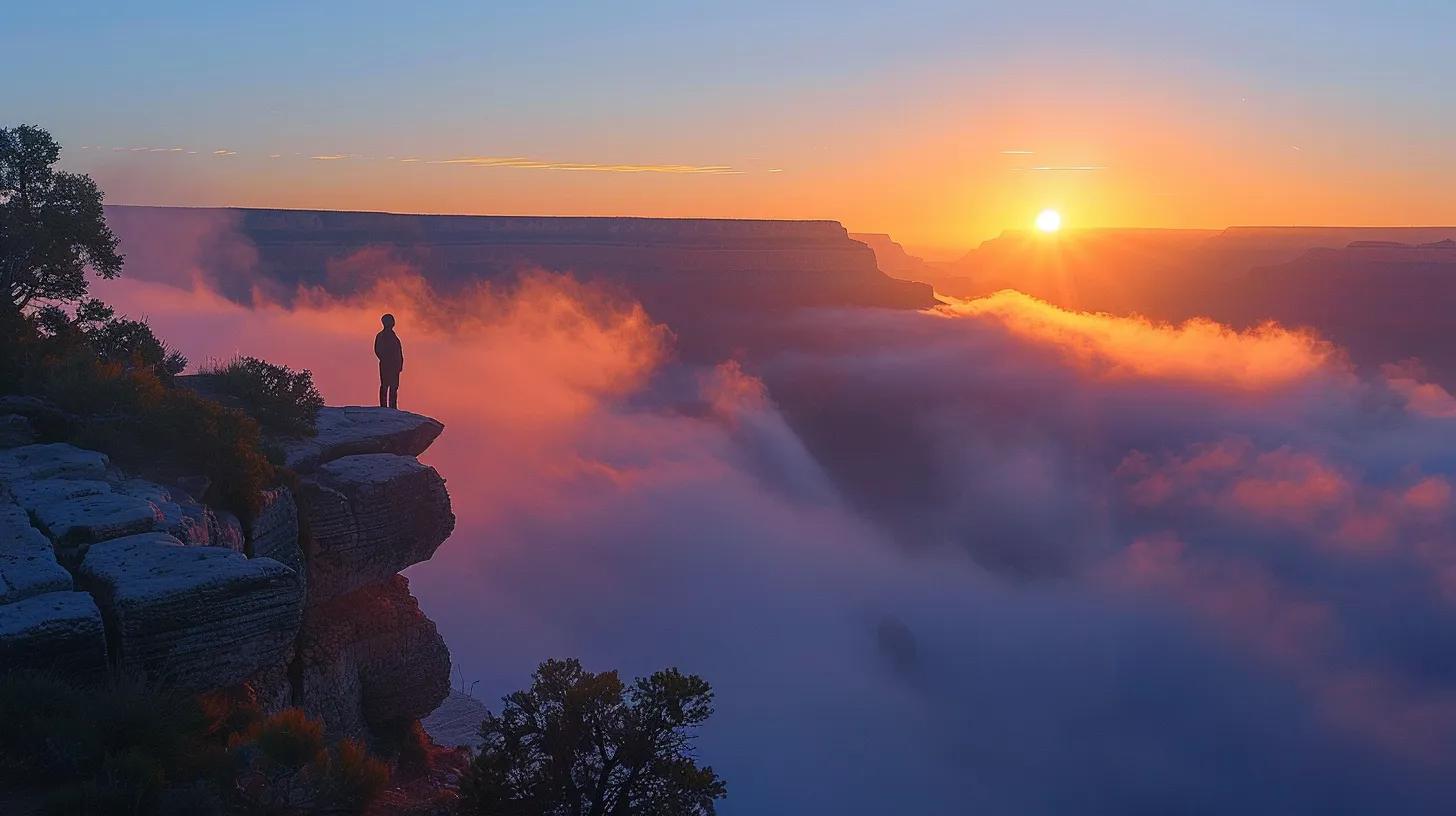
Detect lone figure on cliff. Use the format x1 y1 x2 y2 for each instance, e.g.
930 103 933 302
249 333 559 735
375 313 403 409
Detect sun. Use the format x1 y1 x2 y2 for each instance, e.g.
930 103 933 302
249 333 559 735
1035 209 1062 233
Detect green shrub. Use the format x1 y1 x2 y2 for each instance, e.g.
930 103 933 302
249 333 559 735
202 355 324 436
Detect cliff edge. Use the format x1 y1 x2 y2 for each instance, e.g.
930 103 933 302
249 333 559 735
0 405 457 748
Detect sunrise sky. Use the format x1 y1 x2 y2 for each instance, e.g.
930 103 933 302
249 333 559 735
6 1 1454 255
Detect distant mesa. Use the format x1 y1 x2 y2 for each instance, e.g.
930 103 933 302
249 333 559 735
105 206 938 321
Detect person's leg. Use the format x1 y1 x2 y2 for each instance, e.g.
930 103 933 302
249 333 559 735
382 367 399 409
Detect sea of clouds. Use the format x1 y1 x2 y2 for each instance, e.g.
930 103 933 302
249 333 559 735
95 257 1456 814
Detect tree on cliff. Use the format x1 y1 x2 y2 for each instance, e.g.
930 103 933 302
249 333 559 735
459 658 727 816
0 124 122 312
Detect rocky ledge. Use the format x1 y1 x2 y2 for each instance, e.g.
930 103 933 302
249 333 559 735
280 406 444 473
0 405 457 748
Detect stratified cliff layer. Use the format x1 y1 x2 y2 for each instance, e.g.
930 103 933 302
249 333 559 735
104 205 937 316
0 405 457 747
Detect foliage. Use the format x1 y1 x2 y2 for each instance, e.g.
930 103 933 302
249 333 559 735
0 124 122 311
228 708 389 815
203 355 324 436
2 306 274 515
0 672 391 816
34 297 188 380
459 658 727 816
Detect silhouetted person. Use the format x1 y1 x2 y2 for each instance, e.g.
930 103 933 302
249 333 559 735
375 313 403 408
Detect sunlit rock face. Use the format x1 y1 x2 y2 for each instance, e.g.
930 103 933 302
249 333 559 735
849 232 933 280
105 205 938 317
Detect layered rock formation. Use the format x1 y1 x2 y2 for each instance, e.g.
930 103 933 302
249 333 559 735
295 576 452 740
78 532 304 691
282 407 456 740
279 405 443 472
104 205 938 319
0 404 457 748
299 453 453 602
849 232 935 280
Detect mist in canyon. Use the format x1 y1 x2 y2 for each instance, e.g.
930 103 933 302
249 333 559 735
93 223 1456 814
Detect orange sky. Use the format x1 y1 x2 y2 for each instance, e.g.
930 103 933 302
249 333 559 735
20 5 1456 258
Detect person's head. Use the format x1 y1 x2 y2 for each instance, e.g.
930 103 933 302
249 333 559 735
381 313 396 329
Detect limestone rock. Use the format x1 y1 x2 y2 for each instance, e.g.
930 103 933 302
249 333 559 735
0 414 36 448
299 454 454 602
33 492 163 563
279 407 444 472
0 502 73 603
7 477 112 511
0 443 108 481
212 511 247 553
0 591 108 675
246 487 302 574
421 691 490 750
79 532 304 691
295 576 451 741
115 478 219 547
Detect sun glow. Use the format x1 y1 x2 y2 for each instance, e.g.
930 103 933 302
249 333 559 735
1035 209 1062 233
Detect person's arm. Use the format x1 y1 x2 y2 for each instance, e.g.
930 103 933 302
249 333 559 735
374 332 385 361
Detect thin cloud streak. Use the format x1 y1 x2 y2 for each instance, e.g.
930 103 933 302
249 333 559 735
425 156 743 175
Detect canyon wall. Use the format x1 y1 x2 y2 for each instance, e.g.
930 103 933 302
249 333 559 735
104 206 937 318
0 405 456 746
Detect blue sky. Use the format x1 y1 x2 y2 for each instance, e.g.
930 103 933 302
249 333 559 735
5 1 1453 248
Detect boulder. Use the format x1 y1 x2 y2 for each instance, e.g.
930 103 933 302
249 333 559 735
78 532 304 691
295 576 451 741
421 691 491 751
7 477 112 511
114 478 219 547
0 443 108 481
0 591 108 675
246 487 302 573
0 502 73 603
299 454 454 602
279 407 443 472
0 414 36 448
33 492 163 563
